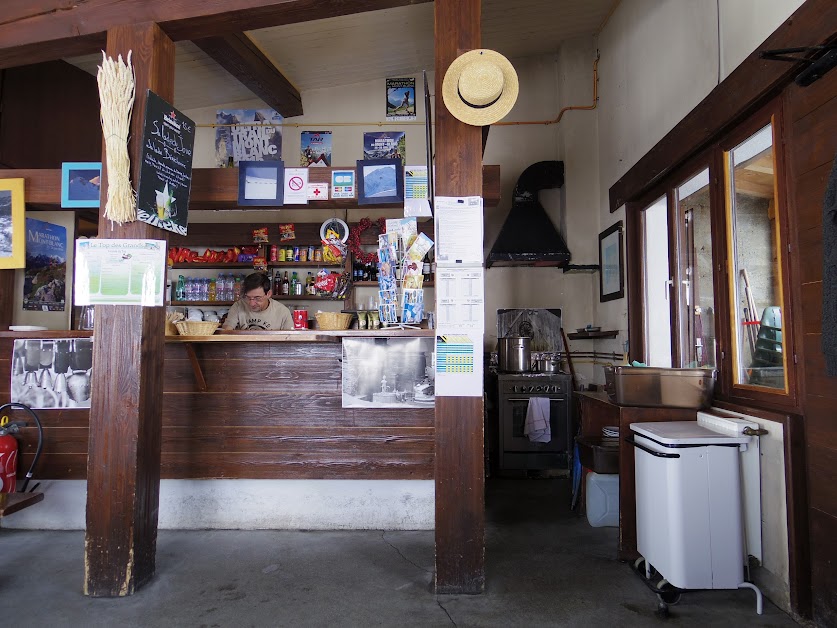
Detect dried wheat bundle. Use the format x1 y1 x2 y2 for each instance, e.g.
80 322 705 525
97 50 136 224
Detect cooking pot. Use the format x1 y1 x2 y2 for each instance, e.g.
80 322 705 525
498 336 531 372
533 357 560 373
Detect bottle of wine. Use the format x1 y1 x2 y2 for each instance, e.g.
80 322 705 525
282 271 290 295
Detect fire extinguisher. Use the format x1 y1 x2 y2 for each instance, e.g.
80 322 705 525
0 403 44 494
0 417 22 493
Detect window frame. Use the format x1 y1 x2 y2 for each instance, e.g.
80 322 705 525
625 97 799 412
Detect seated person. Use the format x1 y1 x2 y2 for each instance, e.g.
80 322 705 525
222 272 293 331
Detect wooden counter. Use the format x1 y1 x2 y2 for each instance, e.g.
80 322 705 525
577 391 696 560
1 329 435 483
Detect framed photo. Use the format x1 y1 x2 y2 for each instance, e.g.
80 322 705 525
357 158 404 205
0 178 25 269
599 220 624 302
61 162 101 208
238 160 284 206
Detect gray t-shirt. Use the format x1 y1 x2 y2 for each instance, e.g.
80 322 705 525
222 298 293 330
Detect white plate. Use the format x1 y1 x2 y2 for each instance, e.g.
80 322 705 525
9 325 48 331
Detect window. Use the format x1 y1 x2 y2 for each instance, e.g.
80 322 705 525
628 100 796 408
641 196 672 367
725 122 786 392
675 168 716 369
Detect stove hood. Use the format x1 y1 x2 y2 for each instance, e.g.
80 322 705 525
486 161 571 268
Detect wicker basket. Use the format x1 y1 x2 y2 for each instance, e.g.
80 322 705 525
315 312 354 330
165 320 179 336
175 320 220 336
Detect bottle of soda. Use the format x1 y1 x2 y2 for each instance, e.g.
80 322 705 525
282 271 290 295
176 275 186 301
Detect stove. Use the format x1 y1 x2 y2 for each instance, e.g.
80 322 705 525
497 372 572 472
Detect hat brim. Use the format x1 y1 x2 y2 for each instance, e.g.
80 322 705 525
442 49 519 126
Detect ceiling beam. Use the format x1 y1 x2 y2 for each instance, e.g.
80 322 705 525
0 0 433 70
193 32 302 117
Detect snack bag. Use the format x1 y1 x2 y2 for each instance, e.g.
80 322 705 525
252 227 269 243
279 223 296 241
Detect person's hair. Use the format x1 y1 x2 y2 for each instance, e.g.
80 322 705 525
243 272 271 294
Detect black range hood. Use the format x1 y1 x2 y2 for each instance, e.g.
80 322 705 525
486 161 572 268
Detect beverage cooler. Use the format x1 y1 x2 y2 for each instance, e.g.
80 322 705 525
628 415 764 614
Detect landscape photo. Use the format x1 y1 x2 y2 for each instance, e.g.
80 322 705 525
244 166 278 200
362 164 397 198
0 190 11 258
67 168 101 202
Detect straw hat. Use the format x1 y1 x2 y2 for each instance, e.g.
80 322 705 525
442 49 519 126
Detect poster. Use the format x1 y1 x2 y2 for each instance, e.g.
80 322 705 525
434 332 483 397
342 337 435 408
404 166 431 217
363 131 406 165
435 267 484 331
136 91 195 236
300 131 332 167
74 239 166 306
23 218 67 312
434 196 484 265
386 78 416 121
10 337 93 409
215 108 283 167
283 168 309 204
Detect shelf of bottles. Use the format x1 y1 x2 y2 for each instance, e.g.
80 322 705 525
172 272 247 305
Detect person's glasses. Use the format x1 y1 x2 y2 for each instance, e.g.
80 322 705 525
243 293 268 302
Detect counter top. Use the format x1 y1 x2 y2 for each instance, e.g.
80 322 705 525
1 329 433 341
0 331 93 338
167 329 435 342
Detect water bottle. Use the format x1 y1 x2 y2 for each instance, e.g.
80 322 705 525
176 275 185 301
185 277 193 301
202 278 209 301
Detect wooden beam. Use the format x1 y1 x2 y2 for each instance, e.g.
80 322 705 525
433 0 485 595
84 21 174 598
193 32 302 117
0 0 433 70
609 0 837 211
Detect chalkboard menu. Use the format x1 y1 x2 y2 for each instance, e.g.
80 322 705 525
136 90 195 235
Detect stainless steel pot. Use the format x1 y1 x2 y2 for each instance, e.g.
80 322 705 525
498 336 531 372
533 357 559 373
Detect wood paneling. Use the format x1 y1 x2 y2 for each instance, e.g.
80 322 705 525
796 229 823 284
794 161 832 233
800 282 823 334
807 444 837 516
805 394 837 445
0 272 15 328
791 106 837 175
802 334 833 397
810 508 837 626
789 61 837 122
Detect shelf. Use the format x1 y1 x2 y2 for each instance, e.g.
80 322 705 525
567 330 619 340
170 262 257 269
269 261 344 268
171 300 234 306
272 295 343 301
353 281 434 287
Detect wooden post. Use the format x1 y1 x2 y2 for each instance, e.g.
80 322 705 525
433 0 485 594
84 22 174 597
0 271 13 328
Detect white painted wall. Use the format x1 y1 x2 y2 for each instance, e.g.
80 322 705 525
1 479 435 530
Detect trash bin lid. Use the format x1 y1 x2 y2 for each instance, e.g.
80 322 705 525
630 421 749 446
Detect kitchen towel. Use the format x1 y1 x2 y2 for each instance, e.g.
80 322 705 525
524 396 551 443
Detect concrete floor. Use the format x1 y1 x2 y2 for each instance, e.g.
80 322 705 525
1 479 796 627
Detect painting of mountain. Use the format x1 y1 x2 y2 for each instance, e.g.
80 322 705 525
362 164 397 198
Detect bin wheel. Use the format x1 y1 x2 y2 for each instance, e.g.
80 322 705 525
656 579 682 605
634 557 645 570
633 557 657 580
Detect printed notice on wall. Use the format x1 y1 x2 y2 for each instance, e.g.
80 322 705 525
434 330 483 396
74 239 166 306
434 196 483 266
435 266 484 331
